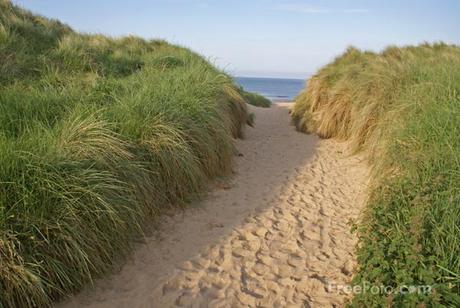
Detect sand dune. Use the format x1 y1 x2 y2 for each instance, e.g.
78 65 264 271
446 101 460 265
60 103 368 307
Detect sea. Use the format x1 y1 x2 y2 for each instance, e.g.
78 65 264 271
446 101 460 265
235 76 306 102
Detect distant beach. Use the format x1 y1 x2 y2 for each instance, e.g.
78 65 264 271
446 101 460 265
235 76 306 102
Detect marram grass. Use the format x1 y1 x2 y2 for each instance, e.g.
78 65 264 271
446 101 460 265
241 90 272 107
292 43 460 306
0 0 252 306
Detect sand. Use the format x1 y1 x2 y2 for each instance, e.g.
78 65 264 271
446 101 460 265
60 103 369 308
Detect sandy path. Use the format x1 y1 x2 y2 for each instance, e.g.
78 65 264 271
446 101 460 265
61 103 368 308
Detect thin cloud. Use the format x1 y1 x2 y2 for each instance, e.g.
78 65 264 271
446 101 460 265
276 4 369 14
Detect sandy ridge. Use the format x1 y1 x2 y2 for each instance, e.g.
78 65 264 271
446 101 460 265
61 103 368 308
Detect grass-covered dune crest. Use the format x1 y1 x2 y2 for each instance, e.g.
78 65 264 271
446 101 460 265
241 91 272 107
292 43 460 306
0 0 253 306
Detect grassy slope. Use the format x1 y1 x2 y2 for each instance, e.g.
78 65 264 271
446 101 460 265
0 1 250 306
292 44 460 306
241 91 272 107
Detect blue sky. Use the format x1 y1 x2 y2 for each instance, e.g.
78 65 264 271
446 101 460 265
13 0 460 78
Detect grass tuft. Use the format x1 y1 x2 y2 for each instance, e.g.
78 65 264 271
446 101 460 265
240 90 272 108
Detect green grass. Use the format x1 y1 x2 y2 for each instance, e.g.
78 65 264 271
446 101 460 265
292 43 460 306
0 1 251 306
240 90 272 107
